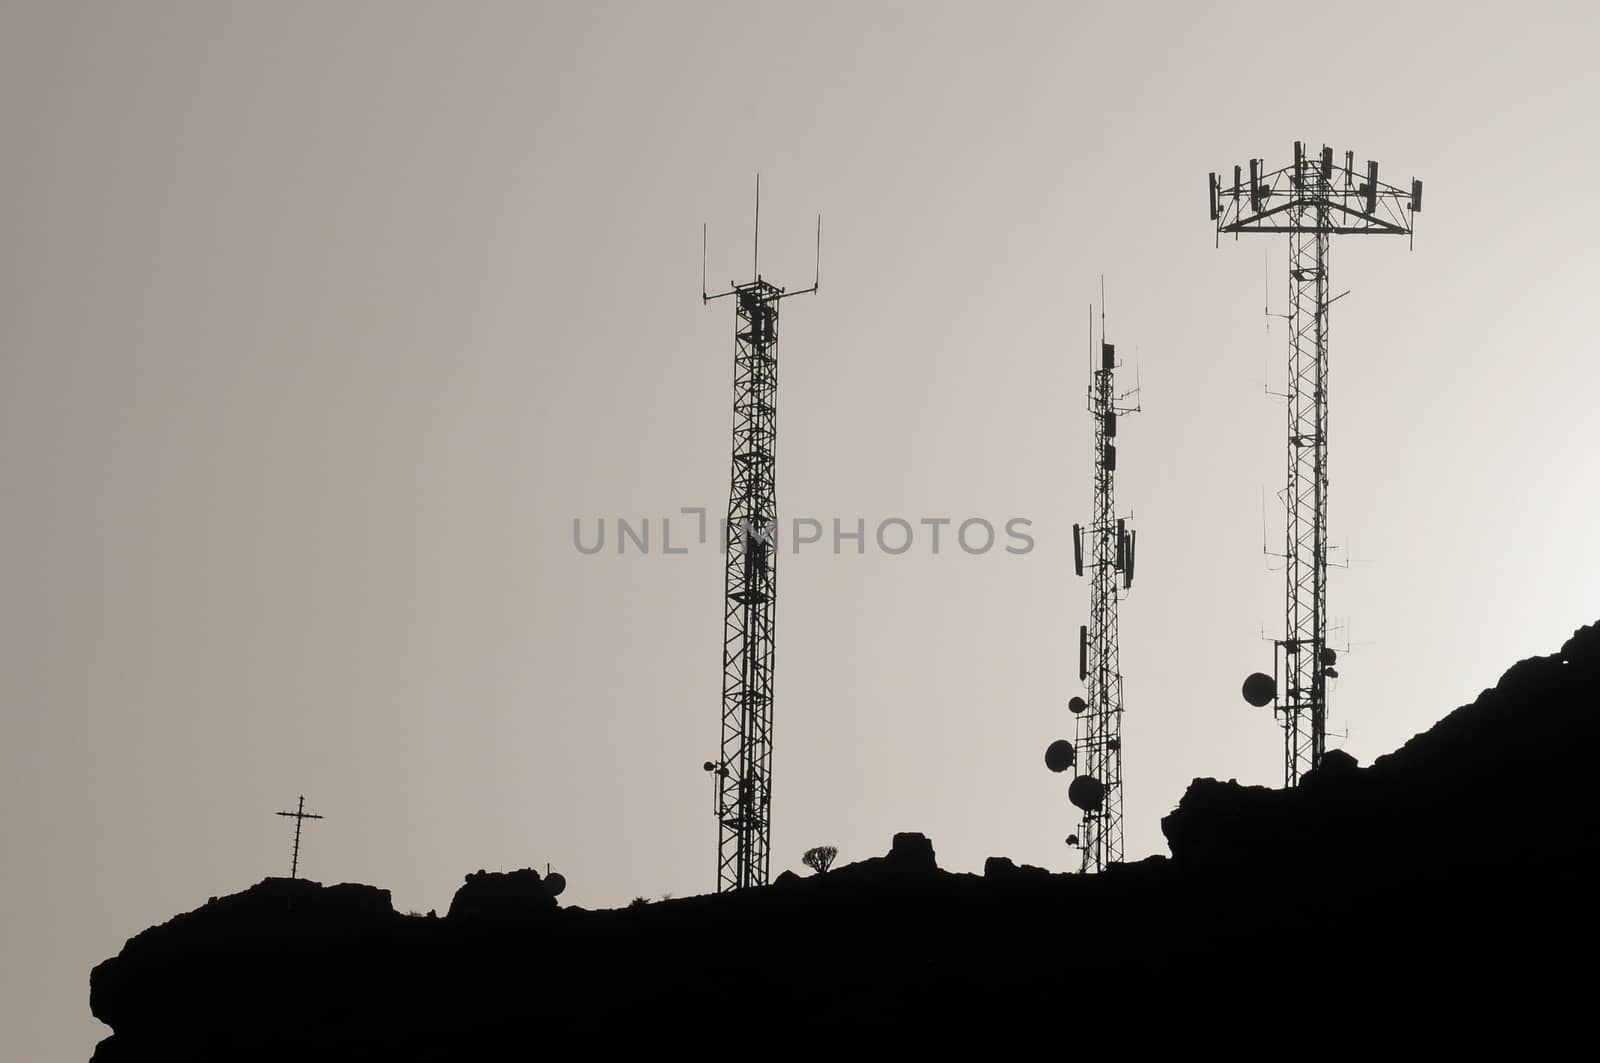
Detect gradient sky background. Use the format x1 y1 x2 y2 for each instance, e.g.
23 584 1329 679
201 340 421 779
4 1 1599 1057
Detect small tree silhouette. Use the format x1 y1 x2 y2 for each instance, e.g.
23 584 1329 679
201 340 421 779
802 845 838 875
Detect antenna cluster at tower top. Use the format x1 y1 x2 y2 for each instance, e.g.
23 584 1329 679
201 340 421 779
1211 142 1422 240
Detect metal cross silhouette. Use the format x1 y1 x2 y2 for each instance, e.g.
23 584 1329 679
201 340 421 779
275 795 323 880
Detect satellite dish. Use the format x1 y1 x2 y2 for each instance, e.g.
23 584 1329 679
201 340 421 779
1068 696 1087 715
1044 739 1075 773
1068 775 1105 812
544 872 567 897
1242 672 1276 707
702 761 716 772
1066 833 1080 846
1319 647 1338 667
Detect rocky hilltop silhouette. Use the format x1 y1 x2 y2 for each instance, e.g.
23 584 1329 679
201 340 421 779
90 623 1599 1059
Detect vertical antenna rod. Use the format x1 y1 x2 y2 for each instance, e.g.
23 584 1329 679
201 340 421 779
274 795 324 880
1209 143 1422 786
701 188 821 892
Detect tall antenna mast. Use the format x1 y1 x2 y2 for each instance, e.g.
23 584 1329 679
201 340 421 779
701 184 821 892
274 795 323 880
1049 288 1139 874
1210 143 1422 786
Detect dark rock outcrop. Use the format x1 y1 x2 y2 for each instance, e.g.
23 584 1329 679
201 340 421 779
886 830 937 873
89 622 1600 1058
983 856 1051 882
446 868 558 921
1162 621 1600 891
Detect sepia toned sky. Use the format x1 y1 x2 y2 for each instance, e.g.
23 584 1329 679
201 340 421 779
4 1 1599 1056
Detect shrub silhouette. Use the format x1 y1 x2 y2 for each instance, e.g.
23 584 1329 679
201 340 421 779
802 846 838 875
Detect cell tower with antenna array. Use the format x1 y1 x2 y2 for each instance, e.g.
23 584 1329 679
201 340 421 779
1209 142 1422 786
700 178 820 892
1047 295 1138 874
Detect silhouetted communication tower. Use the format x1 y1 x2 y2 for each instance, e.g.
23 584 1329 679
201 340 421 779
701 179 820 892
1209 142 1422 786
1047 299 1139 873
275 795 323 880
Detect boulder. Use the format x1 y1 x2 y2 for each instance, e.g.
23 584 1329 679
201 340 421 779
886 832 937 874
446 869 558 921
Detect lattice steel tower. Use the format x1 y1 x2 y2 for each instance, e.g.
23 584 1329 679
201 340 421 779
1047 300 1138 873
1209 142 1422 786
1070 302 1139 873
701 182 819 892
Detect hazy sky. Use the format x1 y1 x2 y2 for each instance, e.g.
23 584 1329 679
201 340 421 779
4 1 1599 1056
